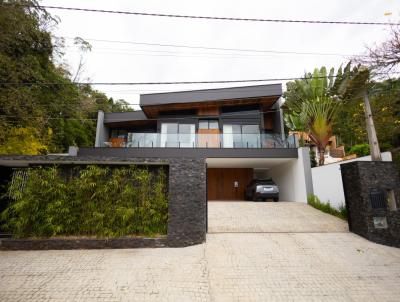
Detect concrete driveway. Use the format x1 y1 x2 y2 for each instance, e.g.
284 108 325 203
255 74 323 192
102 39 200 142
208 201 349 233
1 203 399 301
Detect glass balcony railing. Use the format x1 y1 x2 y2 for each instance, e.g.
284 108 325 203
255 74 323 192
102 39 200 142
105 133 298 149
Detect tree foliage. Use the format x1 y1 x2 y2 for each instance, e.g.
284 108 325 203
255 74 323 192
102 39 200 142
283 67 345 165
334 76 400 150
0 127 50 155
0 0 131 155
284 63 400 163
355 25 400 74
348 144 370 157
2 165 168 238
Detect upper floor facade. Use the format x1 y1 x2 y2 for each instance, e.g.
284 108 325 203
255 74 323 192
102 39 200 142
89 84 298 158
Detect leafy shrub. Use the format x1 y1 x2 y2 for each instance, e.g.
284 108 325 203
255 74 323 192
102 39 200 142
309 149 317 167
0 127 50 155
1 165 168 238
307 195 347 220
348 143 370 157
379 142 393 152
392 149 400 175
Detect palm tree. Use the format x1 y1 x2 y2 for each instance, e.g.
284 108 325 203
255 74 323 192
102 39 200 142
283 66 346 165
300 97 340 165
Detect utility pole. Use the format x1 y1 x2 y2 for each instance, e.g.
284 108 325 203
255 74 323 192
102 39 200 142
364 91 382 161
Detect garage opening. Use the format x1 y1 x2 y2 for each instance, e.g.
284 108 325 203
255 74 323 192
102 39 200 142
206 157 310 203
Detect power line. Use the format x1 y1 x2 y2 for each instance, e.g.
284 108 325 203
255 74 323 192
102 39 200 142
62 37 356 57
66 47 350 60
15 4 399 26
0 78 316 86
1 73 399 86
68 48 308 61
0 109 282 122
5 86 400 111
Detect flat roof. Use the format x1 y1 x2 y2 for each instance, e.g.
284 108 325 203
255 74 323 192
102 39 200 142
139 84 282 107
104 111 148 123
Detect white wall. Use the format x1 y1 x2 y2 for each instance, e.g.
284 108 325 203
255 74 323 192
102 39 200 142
311 152 393 209
95 111 109 147
269 147 313 203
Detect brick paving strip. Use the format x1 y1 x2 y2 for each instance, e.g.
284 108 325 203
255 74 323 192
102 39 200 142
0 202 399 301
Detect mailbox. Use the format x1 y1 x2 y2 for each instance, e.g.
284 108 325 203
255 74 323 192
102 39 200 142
369 188 386 209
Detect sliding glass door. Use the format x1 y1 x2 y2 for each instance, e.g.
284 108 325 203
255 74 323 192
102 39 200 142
223 124 260 148
161 123 178 147
160 122 195 147
178 123 196 147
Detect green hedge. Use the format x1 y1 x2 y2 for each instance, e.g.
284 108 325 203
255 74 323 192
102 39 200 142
1 165 168 238
307 195 347 220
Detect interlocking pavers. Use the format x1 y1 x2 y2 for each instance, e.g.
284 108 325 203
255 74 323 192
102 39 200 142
0 203 399 301
208 201 349 233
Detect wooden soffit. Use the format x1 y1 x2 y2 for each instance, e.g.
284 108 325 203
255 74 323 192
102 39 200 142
141 96 279 118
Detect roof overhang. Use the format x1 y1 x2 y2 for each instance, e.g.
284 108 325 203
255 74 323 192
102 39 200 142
139 84 282 118
104 111 156 128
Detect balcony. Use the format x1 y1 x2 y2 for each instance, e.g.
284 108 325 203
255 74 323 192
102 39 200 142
104 133 297 149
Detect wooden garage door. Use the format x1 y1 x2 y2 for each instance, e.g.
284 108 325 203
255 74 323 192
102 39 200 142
207 168 253 201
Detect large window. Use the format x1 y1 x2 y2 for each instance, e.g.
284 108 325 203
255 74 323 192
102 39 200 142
223 124 260 148
199 120 219 130
160 122 195 148
178 123 196 147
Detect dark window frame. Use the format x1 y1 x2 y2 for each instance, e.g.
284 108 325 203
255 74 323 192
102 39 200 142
198 119 220 130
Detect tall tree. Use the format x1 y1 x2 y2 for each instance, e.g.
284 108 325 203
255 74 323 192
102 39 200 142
285 63 400 164
283 66 345 165
356 25 400 74
0 0 131 154
300 97 340 165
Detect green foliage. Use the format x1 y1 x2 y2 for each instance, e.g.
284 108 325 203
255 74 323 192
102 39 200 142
392 148 400 175
283 64 351 113
0 1 132 154
348 144 370 157
1 165 168 238
307 195 347 220
0 127 50 154
284 63 400 160
291 96 340 165
309 149 317 167
283 66 348 165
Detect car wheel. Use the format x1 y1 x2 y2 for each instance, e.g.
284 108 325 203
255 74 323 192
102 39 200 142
273 198 279 202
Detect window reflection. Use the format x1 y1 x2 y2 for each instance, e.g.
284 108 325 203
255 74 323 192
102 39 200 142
223 124 260 148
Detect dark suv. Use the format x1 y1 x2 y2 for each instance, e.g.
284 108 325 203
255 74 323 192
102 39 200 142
245 179 279 202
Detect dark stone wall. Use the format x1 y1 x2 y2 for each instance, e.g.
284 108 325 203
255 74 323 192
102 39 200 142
167 158 207 247
0 155 208 249
78 146 298 159
0 237 167 250
341 161 400 248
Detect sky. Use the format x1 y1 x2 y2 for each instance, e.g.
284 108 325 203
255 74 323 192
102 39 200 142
41 0 399 109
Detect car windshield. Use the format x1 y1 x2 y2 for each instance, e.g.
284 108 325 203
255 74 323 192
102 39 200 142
255 179 275 185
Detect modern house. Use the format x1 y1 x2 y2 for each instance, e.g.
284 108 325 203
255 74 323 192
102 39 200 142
0 83 313 246
78 84 313 202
